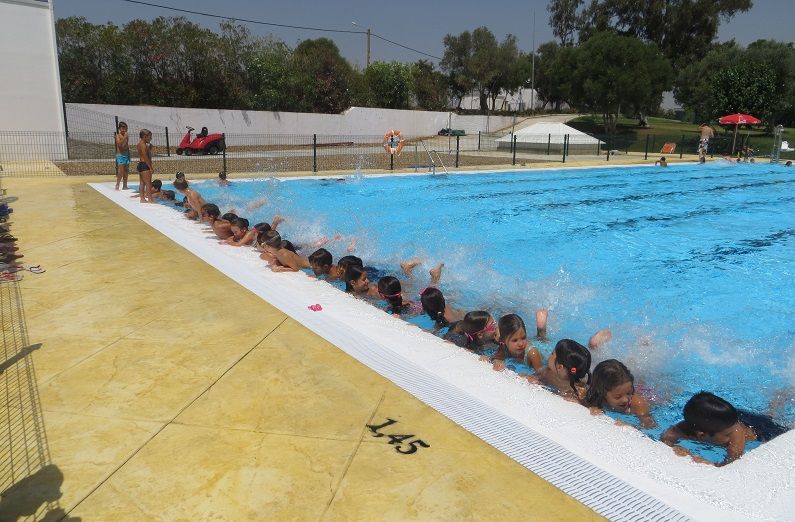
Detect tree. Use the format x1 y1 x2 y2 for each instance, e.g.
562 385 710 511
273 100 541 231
577 0 753 68
675 40 795 127
292 38 354 113
361 61 414 109
745 40 795 127
249 39 296 111
411 60 449 111
535 41 576 111
56 17 131 104
441 27 521 112
547 0 583 46
710 63 777 124
440 31 474 109
673 42 743 123
569 32 672 133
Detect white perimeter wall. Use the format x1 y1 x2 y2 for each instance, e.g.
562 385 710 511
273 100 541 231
68 103 518 137
0 0 66 159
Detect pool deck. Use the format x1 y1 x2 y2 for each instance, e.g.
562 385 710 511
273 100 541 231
0 171 606 520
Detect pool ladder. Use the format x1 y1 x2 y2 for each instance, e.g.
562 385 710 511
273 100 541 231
420 140 448 175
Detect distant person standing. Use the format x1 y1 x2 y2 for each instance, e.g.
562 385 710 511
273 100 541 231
136 129 154 203
699 123 714 154
114 121 130 190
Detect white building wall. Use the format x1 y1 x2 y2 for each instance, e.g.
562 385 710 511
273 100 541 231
0 0 66 158
67 103 518 137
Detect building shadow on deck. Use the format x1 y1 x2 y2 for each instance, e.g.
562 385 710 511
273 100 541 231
0 279 78 521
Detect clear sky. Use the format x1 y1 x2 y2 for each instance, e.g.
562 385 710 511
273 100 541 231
54 0 794 69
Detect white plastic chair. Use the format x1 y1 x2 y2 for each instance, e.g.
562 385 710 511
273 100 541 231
782 140 795 152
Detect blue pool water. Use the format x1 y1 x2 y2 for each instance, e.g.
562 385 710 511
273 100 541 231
163 162 795 462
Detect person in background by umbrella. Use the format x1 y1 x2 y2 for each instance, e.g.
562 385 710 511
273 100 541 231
699 123 714 154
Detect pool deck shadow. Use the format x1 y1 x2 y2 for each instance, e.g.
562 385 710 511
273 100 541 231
0 174 603 520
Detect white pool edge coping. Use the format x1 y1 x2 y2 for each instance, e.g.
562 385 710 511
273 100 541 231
91 170 795 522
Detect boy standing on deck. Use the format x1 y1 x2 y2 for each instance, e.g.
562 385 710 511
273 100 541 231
173 179 205 220
115 122 130 191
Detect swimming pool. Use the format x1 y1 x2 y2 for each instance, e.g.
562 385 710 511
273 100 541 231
93 163 795 521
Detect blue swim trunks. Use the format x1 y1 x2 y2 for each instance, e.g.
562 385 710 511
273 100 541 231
116 153 130 166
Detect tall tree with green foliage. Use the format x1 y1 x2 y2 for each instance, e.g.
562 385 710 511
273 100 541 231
292 38 354 113
673 42 743 123
547 0 583 46
710 63 777 123
248 39 297 111
535 41 577 111
675 40 795 127
440 31 474 110
569 31 672 133
441 27 522 112
361 62 414 109
411 60 449 111
576 0 753 68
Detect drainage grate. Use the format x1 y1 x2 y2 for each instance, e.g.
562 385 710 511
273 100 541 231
333 332 690 522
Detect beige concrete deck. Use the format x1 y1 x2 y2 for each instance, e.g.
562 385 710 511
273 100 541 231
0 174 604 520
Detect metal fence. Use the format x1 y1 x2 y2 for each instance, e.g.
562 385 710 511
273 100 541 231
0 127 785 178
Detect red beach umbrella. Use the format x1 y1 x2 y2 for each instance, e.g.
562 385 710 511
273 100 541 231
718 113 762 125
718 113 762 155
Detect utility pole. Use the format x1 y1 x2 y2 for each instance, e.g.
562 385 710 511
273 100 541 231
352 22 371 68
530 10 536 115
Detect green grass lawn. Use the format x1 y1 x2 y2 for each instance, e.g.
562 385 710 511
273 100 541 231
568 115 794 159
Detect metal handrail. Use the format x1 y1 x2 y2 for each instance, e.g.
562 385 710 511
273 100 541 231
420 140 449 174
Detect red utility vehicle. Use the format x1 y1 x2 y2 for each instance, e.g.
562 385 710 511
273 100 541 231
176 126 225 155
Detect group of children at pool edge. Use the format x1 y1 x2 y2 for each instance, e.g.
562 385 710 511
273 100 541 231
122 154 788 467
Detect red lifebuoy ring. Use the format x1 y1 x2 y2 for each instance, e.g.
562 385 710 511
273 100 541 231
383 129 404 155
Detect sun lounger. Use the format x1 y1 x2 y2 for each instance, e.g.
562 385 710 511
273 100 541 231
660 143 676 154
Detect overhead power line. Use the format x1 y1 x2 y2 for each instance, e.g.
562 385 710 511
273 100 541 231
118 0 441 60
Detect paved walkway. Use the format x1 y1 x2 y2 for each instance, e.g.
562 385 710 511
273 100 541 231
0 175 601 520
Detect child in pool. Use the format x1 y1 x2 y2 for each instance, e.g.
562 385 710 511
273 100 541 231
337 255 363 280
661 391 788 466
200 204 233 240
489 314 544 372
527 339 591 400
443 311 498 353
584 359 655 428
259 231 310 272
377 276 422 317
173 179 205 220
344 263 380 297
222 218 257 247
308 248 340 279
419 287 464 332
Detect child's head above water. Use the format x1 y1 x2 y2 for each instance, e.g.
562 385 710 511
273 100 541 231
253 222 271 233
162 189 176 201
173 179 188 192
585 359 634 410
459 310 496 344
553 339 591 391
337 255 363 279
175 171 185 181
221 212 238 223
201 203 220 219
231 217 249 236
308 248 333 275
497 314 527 357
260 230 282 250
682 391 738 438
377 276 404 313
344 264 369 293
419 287 446 324
152 179 162 190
